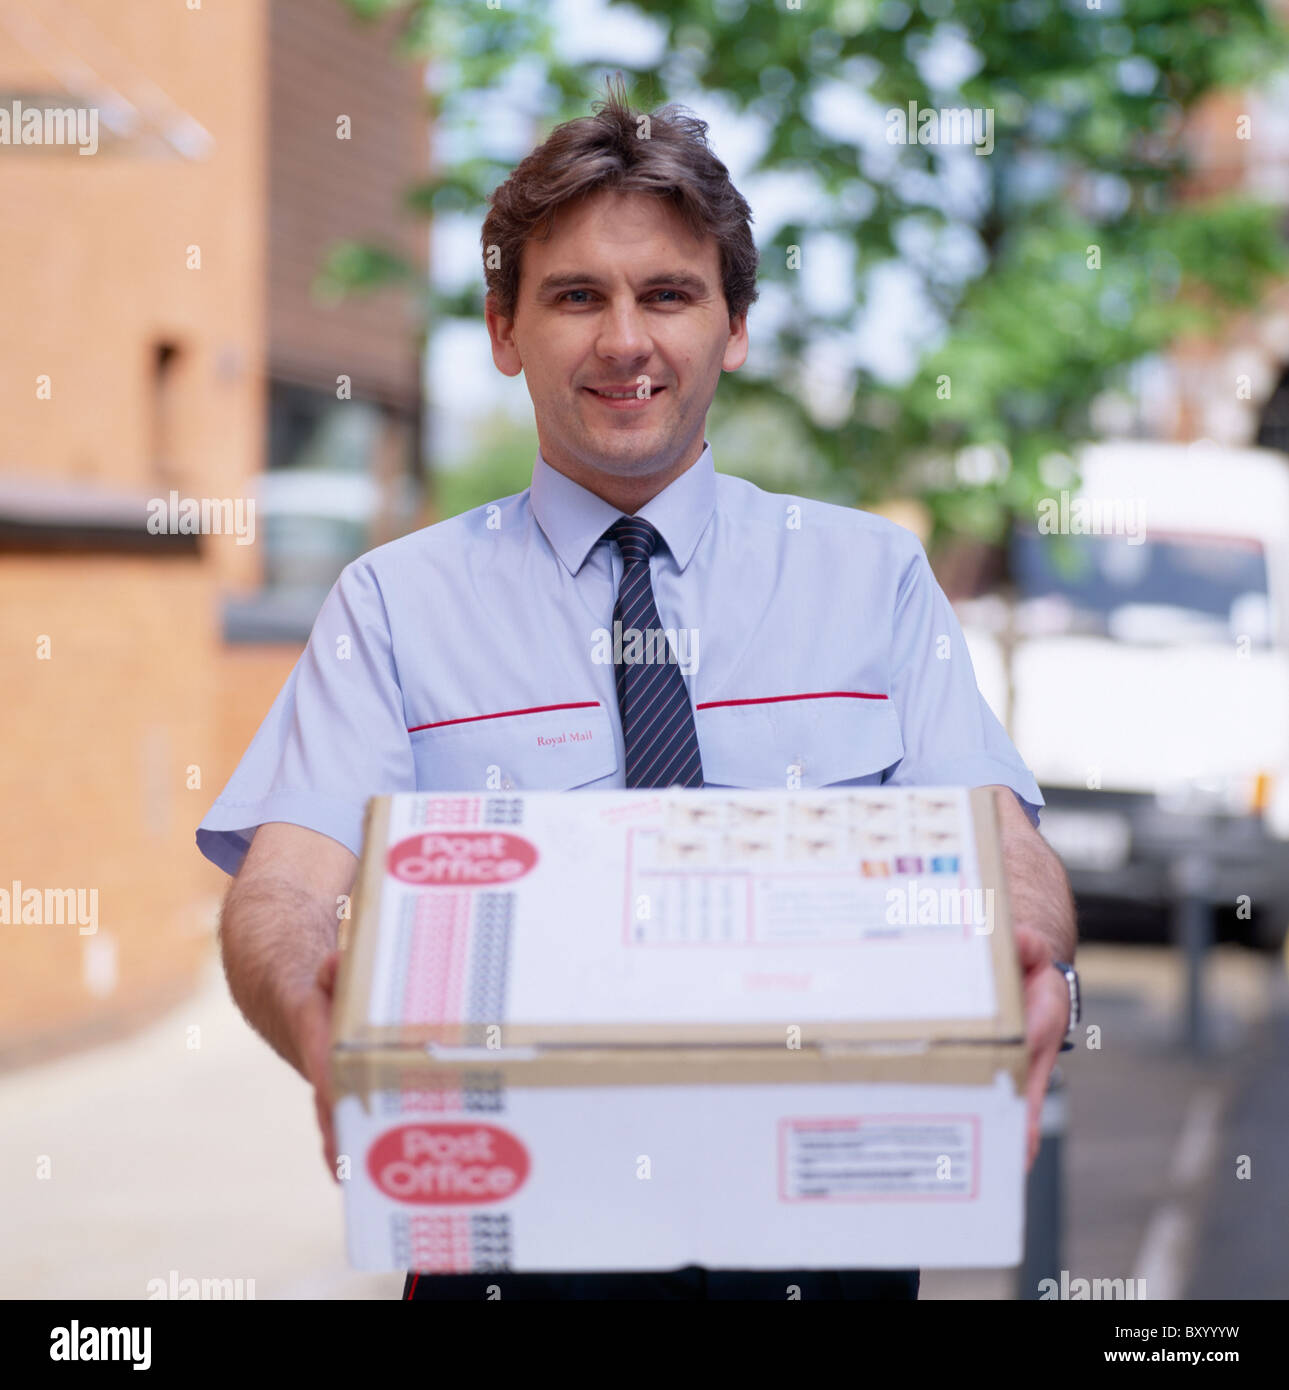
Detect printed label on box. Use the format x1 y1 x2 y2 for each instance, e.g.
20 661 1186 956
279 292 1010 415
778 1115 980 1201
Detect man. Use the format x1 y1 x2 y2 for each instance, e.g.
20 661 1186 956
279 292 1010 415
198 91 1077 1301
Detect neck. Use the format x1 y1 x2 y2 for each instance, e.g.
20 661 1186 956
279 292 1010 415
541 437 706 514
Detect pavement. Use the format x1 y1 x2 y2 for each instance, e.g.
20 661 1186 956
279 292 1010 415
921 940 1289 1301
1 930 1283 1300
0 946 400 1301
1185 997 1289 1299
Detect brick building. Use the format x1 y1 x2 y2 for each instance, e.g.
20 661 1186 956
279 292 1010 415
0 0 427 1063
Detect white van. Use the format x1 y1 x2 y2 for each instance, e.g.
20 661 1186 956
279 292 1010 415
958 440 1289 948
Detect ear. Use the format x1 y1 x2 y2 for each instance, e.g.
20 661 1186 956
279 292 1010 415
721 312 749 373
485 295 524 378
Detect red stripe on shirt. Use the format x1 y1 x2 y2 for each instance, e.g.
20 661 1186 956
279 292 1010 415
408 700 602 733
695 691 888 710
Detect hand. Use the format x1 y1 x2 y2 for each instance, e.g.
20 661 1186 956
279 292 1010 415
1014 923 1071 1173
291 950 341 1183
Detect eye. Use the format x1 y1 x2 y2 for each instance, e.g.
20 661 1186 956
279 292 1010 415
650 289 685 303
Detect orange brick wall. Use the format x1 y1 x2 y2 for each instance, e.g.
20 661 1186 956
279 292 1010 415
0 553 219 1065
0 554 311 1066
0 0 268 594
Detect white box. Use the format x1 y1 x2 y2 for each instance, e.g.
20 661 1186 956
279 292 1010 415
332 786 1028 1273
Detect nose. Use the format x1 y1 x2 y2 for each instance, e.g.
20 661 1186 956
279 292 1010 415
595 295 652 366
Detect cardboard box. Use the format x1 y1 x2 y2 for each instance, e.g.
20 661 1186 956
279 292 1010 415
332 785 1028 1273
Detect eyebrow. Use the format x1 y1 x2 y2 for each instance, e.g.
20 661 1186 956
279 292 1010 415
535 270 712 298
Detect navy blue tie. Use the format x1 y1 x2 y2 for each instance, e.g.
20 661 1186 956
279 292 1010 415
603 517 704 789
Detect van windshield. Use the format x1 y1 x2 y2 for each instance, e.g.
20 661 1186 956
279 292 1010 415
1011 528 1272 646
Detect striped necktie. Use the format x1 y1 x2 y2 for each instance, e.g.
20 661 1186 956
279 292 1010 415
603 516 704 789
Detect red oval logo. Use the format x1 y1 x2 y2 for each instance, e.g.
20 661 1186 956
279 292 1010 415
387 831 538 887
368 1123 531 1205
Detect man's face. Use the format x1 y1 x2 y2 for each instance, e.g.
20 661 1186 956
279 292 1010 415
486 190 748 492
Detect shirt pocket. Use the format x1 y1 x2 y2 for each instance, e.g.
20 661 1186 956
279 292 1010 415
408 701 619 791
695 694 904 789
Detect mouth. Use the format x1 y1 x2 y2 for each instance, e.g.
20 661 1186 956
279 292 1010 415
583 385 666 411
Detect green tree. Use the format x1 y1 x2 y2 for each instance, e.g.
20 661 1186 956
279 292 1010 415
333 0 1289 541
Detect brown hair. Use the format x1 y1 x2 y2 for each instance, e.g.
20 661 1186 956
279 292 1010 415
481 81 759 323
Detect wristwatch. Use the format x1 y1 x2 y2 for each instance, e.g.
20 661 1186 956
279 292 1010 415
1053 960 1080 1052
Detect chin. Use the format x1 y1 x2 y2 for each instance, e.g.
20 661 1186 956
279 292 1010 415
579 433 669 475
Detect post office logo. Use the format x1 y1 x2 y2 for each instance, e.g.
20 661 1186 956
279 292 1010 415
387 831 538 886
368 1123 531 1204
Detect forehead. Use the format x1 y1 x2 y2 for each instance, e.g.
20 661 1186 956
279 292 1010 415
520 189 719 283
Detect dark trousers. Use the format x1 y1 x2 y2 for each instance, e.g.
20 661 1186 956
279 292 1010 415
402 1267 919 1300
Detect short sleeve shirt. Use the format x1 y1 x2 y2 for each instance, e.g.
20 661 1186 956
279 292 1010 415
197 443 1043 875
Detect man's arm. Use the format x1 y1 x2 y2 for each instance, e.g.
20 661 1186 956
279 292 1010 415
218 821 358 1174
987 786 1078 1171
992 785 1076 961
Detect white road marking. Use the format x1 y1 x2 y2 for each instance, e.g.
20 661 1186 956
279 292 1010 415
1131 1086 1225 1300
1170 1087 1223 1190
1133 1204 1190 1302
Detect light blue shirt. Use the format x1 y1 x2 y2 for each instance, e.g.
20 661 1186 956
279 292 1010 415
197 443 1043 875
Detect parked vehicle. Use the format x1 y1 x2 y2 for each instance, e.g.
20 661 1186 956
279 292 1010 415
958 440 1289 949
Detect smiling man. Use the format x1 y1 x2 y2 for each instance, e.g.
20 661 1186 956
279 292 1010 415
486 184 746 511
198 89 1077 1303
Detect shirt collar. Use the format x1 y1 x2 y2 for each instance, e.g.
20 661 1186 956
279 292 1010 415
530 441 717 576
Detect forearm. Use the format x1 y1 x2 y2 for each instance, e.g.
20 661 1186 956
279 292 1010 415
218 874 338 1078
994 788 1077 961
